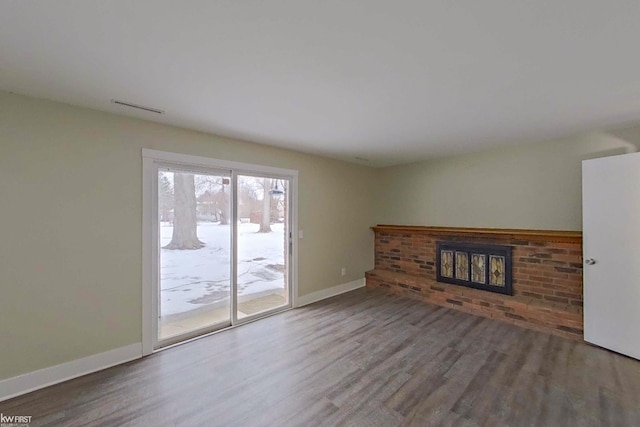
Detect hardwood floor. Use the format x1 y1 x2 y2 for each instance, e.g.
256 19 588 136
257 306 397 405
2 287 640 426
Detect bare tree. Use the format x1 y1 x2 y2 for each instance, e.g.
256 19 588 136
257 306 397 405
164 173 204 250
218 179 230 225
196 176 230 225
258 177 272 233
158 173 174 222
237 177 261 218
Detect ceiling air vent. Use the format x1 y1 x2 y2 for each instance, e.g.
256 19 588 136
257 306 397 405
111 99 164 114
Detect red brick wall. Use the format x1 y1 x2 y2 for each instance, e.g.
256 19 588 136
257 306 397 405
375 231 583 307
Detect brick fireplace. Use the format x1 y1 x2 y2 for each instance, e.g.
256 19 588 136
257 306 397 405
365 225 583 340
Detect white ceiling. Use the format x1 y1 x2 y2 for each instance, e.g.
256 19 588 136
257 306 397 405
2 1 640 166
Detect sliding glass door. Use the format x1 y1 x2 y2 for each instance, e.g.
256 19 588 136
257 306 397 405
149 155 294 350
158 168 232 342
236 175 290 319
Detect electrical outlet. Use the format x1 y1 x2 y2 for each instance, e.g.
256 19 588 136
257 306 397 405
341 267 346 276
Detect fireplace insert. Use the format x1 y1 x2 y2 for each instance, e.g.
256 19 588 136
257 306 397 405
436 241 513 295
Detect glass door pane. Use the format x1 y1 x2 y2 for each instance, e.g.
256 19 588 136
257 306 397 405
236 175 290 319
158 169 232 341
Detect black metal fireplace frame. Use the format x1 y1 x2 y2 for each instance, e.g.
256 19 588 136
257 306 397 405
436 241 513 295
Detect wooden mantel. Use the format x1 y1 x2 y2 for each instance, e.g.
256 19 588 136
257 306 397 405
371 224 582 244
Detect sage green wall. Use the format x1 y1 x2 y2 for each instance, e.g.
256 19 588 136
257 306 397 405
0 92 376 380
3 88 639 383
375 132 639 230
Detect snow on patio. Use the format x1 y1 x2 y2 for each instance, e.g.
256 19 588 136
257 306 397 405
160 222 285 316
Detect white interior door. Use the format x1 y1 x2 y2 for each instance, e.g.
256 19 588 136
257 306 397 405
583 152 640 360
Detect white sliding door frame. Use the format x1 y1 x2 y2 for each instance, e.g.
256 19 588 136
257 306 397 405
142 149 299 356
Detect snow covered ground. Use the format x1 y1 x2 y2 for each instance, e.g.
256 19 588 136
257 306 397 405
160 222 285 316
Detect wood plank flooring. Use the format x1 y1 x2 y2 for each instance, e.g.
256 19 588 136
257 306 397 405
2 287 640 426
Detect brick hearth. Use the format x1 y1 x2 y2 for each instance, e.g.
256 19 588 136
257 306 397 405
366 225 583 340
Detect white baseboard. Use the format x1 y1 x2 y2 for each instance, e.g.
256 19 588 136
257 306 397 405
296 278 365 307
0 342 142 402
